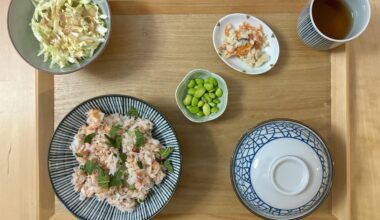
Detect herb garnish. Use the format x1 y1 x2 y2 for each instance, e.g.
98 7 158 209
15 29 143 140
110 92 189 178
75 153 83 157
84 132 96 144
159 147 174 159
137 160 144 169
135 130 145 147
109 125 122 138
126 184 136 190
164 160 174 173
119 152 127 163
127 107 140 118
109 169 123 187
159 147 175 173
105 134 122 149
83 160 96 174
96 166 110 188
105 134 114 146
115 136 122 149
82 161 111 188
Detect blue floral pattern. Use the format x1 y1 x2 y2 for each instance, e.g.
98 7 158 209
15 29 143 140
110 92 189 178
231 120 332 219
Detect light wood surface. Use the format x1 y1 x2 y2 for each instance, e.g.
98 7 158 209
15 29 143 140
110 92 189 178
0 0 37 219
109 0 305 15
36 72 55 220
52 11 332 219
350 0 380 219
0 0 379 220
331 45 351 220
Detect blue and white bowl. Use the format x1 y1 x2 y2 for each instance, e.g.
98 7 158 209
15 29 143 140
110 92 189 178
48 95 182 220
231 119 333 219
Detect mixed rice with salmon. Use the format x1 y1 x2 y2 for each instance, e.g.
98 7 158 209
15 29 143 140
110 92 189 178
70 109 174 212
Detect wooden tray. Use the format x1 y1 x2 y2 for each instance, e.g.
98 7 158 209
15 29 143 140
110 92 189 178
36 0 351 219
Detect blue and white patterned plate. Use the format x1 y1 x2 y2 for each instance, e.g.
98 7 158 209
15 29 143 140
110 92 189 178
48 95 182 220
231 119 333 219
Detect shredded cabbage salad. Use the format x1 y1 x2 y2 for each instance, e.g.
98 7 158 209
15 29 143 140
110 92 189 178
31 0 108 68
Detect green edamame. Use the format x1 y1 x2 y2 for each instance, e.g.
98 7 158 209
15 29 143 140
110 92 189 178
183 95 192 106
187 79 195 88
195 84 203 89
204 83 214 91
187 88 196 95
189 106 200 113
194 88 206 98
204 93 212 103
195 78 204 85
197 101 204 107
215 88 223 97
191 97 199 107
196 111 204 117
203 104 211 116
206 77 218 87
211 107 219 113
183 77 224 117
210 78 218 87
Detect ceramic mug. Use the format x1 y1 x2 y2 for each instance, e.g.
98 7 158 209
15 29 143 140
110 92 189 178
297 0 371 50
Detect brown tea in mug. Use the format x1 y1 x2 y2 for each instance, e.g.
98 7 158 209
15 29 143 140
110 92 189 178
312 0 353 39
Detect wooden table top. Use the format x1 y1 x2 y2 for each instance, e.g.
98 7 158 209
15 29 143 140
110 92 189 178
0 0 379 219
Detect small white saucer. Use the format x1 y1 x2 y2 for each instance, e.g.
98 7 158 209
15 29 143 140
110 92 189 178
270 156 310 196
212 13 280 75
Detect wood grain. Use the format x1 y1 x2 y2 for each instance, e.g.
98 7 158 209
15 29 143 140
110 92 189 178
0 0 378 219
349 0 380 219
36 72 54 220
52 13 332 219
109 0 305 15
0 0 37 219
331 45 351 220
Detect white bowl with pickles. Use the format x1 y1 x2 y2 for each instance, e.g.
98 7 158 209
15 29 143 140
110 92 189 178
175 69 228 123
